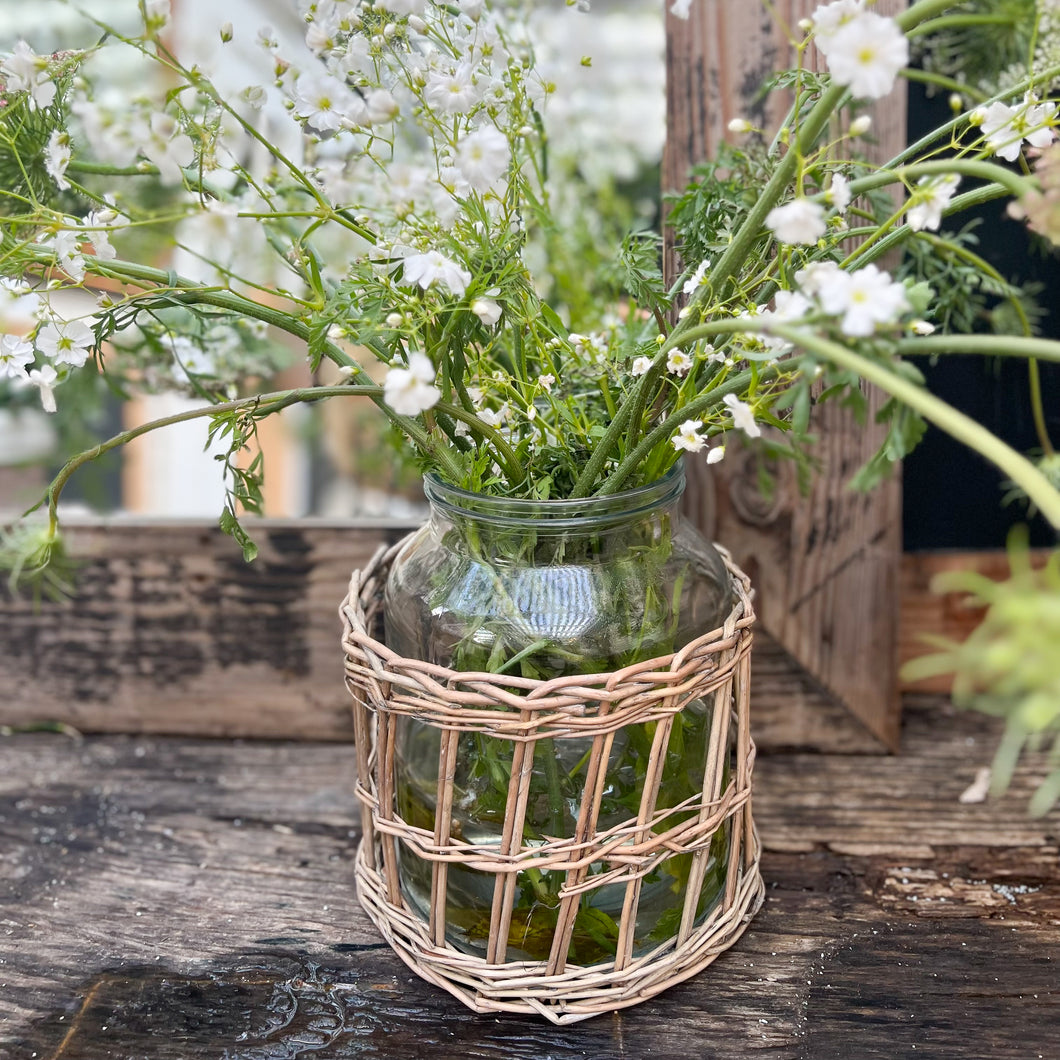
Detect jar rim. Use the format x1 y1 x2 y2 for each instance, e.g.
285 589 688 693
423 464 686 530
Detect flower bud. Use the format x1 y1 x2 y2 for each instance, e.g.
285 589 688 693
727 117 753 134
220 21 233 43
849 115 872 137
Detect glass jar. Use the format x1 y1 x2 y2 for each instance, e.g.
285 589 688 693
383 464 734 965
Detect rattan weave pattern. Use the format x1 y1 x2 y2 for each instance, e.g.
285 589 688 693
340 539 763 1023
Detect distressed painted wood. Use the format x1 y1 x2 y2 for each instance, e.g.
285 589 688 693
0 518 883 753
663 0 907 750
1 699 1056 1058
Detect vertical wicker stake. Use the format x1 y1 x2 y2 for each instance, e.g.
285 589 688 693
342 541 764 1024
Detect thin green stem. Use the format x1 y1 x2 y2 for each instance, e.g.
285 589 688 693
40 384 383 537
778 327 1060 528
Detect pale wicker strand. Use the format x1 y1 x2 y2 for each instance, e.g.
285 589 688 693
342 540 764 1023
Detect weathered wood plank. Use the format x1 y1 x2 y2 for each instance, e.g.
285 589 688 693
0 518 413 742
664 0 907 750
0 519 884 753
1 700 1057 1058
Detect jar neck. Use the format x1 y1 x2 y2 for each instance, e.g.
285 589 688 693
423 465 686 536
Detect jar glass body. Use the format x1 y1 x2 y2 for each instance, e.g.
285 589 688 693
383 466 734 965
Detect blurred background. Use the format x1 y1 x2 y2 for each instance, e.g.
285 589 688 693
0 0 666 522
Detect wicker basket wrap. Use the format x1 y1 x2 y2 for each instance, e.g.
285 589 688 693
340 539 763 1024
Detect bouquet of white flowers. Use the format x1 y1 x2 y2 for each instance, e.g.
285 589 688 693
1 1 1058 807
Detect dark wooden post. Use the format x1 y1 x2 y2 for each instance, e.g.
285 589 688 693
664 0 907 749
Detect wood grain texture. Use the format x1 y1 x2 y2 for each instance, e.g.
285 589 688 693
663 0 907 750
0 519 883 753
0 518 413 742
1 699 1057 1058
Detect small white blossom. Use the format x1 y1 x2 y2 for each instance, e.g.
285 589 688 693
728 118 752 134
52 230 86 283
824 12 909 100
383 352 440 416
378 0 427 14
666 349 694 377
723 392 762 438
810 0 865 57
470 297 502 325
631 355 653 376
0 334 34 381
906 175 960 232
671 418 706 452
706 445 726 465
817 263 909 337
26 363 59 413
1 41 56 111
293 73 365 133
766 198 826 245
141 113 195 184
425 64 480 115
980 96 1057 163
828 173 851 214
45 131 71 191
36 319 95 367
402 250 472 297
911 319 936 335
539 373 555 392
682 258 710 296
454 126 510 193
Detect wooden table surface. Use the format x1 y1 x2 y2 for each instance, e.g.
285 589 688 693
1 697 1057 1060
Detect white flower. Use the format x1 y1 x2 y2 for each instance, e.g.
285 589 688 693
670 0 695 18
477 406 508 429
631 355 653 376
828 173 851 214
141 113 195 184
143 0 171 29
470 297 502 325
980 96 1057 163
45 131 71 191
906 175 960 232
26 364 59 413
727 118 752 134
378 0 427 14
667 348 693 377
52 230 86 283
0 334 34 381
293 73 365 133
795 259 845 298
706 445 726 465
454 126 510 193
1 41 56 111
364 89 399 125
824 13 909 100
402 250 472 297
425 64 480 115
810 0 865 57
539 373 555 393
671 418 706 452
766 198 826 245
911 319 936 336
817 263 909 337
723 393 762 438
682 258 710 296
383 352 440 416
36 319 95 367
